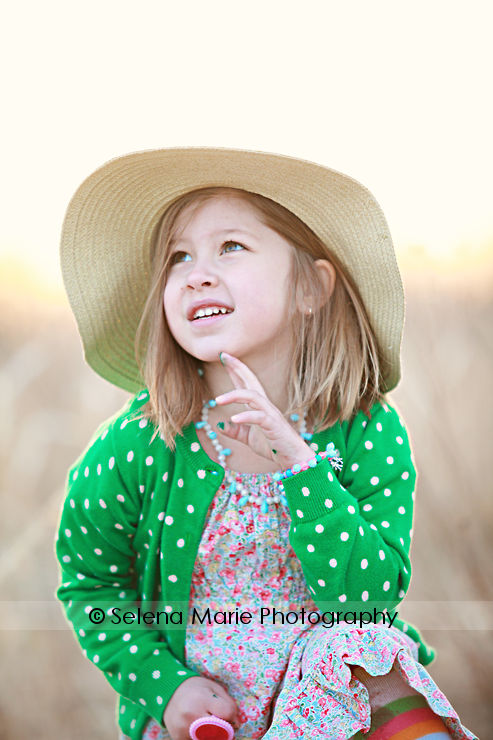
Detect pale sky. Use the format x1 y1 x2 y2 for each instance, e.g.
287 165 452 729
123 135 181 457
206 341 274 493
1 0 492 290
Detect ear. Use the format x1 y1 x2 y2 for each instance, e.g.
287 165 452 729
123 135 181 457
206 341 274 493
305 259 335 312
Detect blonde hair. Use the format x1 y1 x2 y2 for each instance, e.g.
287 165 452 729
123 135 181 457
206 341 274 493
135 187 384 450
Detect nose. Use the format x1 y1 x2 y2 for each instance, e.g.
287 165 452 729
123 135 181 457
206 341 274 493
185 257 219 290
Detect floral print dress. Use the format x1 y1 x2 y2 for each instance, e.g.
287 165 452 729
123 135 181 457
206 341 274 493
138 471 476 740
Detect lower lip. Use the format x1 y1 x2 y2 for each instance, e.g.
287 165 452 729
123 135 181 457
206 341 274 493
189 312 233 327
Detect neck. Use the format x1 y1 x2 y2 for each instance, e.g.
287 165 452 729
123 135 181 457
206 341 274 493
202 351 292 418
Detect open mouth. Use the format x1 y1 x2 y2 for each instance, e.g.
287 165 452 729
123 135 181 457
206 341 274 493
191 307 234 321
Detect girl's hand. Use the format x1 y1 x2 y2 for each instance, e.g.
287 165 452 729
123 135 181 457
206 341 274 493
163 676 240 740
214 352 314 470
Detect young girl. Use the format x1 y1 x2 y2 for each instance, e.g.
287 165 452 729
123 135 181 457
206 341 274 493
56 148 476 740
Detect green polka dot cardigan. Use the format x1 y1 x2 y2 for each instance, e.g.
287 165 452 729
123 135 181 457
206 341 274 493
55 391 434 739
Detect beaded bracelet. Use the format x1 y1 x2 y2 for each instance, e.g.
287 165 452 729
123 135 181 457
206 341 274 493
273 446 343 497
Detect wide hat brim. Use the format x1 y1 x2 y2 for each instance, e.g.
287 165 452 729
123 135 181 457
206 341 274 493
60 146 404 393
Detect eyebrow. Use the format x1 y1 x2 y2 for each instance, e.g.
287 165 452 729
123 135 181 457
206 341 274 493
170 228 258 247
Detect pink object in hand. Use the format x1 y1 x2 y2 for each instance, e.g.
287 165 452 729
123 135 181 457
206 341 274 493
189 715 235 740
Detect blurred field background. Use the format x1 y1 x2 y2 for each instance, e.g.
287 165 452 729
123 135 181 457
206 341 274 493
0 249 491 739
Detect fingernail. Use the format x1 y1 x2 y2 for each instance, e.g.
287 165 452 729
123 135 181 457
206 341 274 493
219 352 226 365
272 449 277 454
217 422 225 430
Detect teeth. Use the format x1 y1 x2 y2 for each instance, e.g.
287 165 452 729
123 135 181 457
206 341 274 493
193 306 230 319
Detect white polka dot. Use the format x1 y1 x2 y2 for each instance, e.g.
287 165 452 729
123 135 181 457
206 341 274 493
108 457 115 470
176 538 185 548
117 494 125 502
396 436 403 445
301 486 310 496
361 558 368 569
158 512 164 521
351 463 359 471
84 498 90 510
130 645 138 654
94 548 102 556
317 579 326 587
296 509 304 518
177 670 187 676
381 520 390 528
120 419 129 430
97 464 102 476
362 420 367 428
191 442 200 452
400 537 404 546
307 544 315 552
162 472 168 482
362 590 369 601
99 499 107 509
386 456 394 464
358 526 364 536
187 505 194 513
69 499 75 508
399 589 406 598
72 471 78 481
363 504 372 512
402 623 408 632
370 476 379 485
146 456 154 466
115 523 123 530
383 581 390 591
384 488 391 496
152 670 161 679
62 555 71 563
80 526 88 534
196 470 206 480
77 573 85 580
157 696 163 705
340 531 349 542
329 558 337 568
398 506 406 514
347 505 356 514
84 467 89 478
79 629 85 636
168 575 177 582
123 633 131 641
129 673 137 682
315 524 324 533
376 422 382 431
65 529 72 538
130 720 136 729
93 655 100 663
327 471 333 482
101 429 109 440
127 451 134 462
325 499 333 509
110 565 118 573
139 419 148 428
338 594 347 602
379 550 385 560
165 516 173 525
401 471 409 480
365 441 373 450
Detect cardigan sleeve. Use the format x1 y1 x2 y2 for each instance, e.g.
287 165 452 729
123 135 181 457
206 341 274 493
281 401 415 613
55 413 198 726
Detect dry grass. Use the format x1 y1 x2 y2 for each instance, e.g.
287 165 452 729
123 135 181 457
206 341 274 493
0 265 491 739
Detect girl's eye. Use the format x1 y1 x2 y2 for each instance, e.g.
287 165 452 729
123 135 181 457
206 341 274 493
169 251 192 265
222 241 245 253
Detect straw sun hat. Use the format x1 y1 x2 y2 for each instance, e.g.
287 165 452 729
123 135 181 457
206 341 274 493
60 147 404 393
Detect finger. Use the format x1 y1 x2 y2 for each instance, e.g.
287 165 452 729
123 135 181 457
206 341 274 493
207 692 238 723
230 410 268 427
221 353 268 396
215 388 267 410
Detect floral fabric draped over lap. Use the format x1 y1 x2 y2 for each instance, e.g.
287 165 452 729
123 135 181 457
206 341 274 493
139 473 476 740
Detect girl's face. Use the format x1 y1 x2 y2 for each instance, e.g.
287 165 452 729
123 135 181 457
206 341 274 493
163 195 296 368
